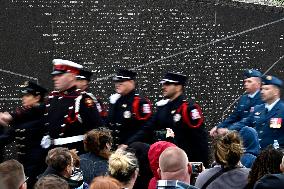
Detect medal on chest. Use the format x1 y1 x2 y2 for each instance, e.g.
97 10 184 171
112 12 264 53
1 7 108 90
173 114 181 122
123 111 132 118
269 118 282 128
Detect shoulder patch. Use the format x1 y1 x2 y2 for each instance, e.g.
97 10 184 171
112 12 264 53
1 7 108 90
156 99 170 106
142 104 151 113
84 97 95 108
191 109 201 120
109 93 121 104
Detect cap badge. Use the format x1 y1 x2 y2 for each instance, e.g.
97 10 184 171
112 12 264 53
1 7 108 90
266 76 272 80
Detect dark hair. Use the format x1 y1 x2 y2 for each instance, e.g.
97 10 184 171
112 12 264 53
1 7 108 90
83 128 112 159
46 147 72 173
0 159 25 189
247 145 283 188
34 174 69 189
213 131 243 168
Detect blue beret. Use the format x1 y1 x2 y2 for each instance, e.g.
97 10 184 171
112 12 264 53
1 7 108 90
160 72 188 85
262 75 283 88
113 69 137 82
243 69 262 78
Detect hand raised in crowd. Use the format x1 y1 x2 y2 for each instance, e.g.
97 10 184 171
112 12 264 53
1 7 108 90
209 126 218 137
166 128 175 138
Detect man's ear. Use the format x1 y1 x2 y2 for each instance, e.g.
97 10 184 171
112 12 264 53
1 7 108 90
157 167 161 179
188 163 192 174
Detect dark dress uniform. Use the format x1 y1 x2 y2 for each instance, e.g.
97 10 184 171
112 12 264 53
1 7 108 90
218 69 263 129
108 90 152 146
0 81 48 188
143 95 208 166
129 73 209 166
229 75 284 149
229 101 284 149
0 104 47 186
41 59 103 154
42 87 103 153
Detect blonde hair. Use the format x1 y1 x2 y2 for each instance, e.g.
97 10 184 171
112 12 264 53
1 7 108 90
108 149 139 184
214 131 243 168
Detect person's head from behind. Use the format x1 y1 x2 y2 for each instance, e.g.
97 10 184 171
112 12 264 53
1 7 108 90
89 176 122 189
34 174 69 189
108 149 139 189
83 128 113 159
0 159 27 189
213 131 243 168
45 147 73 178
248 145 283 186
158 147 191 184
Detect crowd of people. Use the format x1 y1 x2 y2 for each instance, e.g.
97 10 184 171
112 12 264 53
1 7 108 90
0 58 284 189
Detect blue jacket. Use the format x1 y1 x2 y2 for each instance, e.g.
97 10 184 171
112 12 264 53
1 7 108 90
218 91 263 128
239 126 260 168
229 100 284 149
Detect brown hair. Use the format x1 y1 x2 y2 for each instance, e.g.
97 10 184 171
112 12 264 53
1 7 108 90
247 146 283 188
213 131 243 168
89 176 122 189
0 159 25 189
34 174 69 189
83 128 112 159
46 147 72 173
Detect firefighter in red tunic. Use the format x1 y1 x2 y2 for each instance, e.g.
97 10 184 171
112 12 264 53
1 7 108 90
129 72 209 166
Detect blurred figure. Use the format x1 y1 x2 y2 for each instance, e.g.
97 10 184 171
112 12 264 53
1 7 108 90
76 69 93 92
126 142 153 189
80 128 113 184
239 126 260 168
34 174 70 189
108 69 152 147
108 149 139 189
0 81 47 188
89 176 122 189
41 59 103 154
157 147 198 189
148 141 177 189
195 131 250 189
253 155 284 189
210 69 263 136
245 146 283 189
0 159 27 189
76 69 107 122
